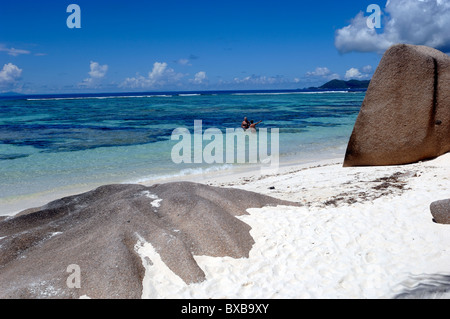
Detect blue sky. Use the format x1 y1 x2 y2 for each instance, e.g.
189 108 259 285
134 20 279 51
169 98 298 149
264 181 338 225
0 0 449 94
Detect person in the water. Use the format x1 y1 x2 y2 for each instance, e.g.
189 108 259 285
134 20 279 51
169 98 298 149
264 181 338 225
241 117 250 130
249 120 262 132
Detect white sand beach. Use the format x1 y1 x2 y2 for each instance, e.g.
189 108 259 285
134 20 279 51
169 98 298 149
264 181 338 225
133 153 450 299
1 153 449 299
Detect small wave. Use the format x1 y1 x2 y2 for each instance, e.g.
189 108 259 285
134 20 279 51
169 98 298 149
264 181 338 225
91 95 173 99
231 91 350 96
26 95 173 101
126 164 234 184
24 90 359 101
298 91 350 94
27 97 87 101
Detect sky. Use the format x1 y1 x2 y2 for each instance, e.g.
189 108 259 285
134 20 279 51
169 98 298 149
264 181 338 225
0 0 449 94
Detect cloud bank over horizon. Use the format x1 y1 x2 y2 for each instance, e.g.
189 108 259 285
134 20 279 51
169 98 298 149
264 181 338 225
335 0 450 54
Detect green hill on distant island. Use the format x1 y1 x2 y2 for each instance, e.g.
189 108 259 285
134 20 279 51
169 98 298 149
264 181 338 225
319 79 370 89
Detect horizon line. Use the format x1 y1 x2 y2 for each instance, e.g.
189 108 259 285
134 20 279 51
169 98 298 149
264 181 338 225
0 81 370 99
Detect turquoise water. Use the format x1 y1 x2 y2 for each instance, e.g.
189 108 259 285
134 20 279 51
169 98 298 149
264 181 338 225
0 91 364 212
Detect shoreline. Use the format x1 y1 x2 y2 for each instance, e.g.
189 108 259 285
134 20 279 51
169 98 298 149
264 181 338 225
0 151 345 217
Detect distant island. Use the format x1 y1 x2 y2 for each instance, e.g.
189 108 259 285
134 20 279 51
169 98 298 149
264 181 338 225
310 79 370 90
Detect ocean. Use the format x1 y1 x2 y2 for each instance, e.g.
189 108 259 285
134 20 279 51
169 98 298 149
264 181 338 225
0 90 365 214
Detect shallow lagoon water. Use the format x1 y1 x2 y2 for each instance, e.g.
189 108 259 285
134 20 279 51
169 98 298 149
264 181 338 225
0 91 364 213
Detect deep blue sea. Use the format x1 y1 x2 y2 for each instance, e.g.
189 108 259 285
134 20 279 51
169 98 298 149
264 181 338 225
0 90 365 214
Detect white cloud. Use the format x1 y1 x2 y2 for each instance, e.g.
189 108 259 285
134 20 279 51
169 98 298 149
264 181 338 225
120 62 184 89
0 46 30 56
335 12 392 54
345 68 362 80
190 71 207 84
176 58 191 66
306 67 331 77
0 63 22 89
335 0 450 54
361 65 373 74
119 75 148 89
148 62 169 82
80 61 108 87
306 67 341 80
344 67 372 80
88 61 108 79
233 74 288 85
215 74 307 88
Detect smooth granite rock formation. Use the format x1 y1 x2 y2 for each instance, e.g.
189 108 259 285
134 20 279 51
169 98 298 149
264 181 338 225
0 182 297 299
344 44 450 167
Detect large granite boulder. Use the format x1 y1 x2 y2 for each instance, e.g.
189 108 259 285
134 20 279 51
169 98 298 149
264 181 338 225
344 44 450 167
0 182 297 299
